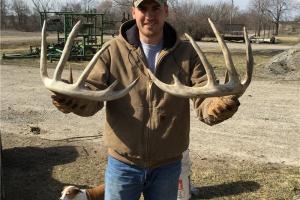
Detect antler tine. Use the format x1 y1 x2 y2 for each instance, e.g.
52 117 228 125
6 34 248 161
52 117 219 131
148 19 254 99
146 32 222 98
53 20 82 81
40 21 48 81
94 78 139 101
73 43 139 101
147 69 190 98
148 68 226 98
45 77 139 101
172 75 183 86
208 18 240 83
242 26 253 90
184 33 217 86
75 43 110 88
40 21 139 102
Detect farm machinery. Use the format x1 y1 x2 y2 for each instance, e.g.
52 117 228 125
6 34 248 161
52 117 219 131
222 23 276 44
2 11 125 61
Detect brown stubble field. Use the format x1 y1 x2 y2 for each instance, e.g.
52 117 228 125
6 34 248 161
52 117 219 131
0 30 300 200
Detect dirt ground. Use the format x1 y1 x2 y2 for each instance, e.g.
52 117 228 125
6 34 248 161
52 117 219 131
0 31 300 199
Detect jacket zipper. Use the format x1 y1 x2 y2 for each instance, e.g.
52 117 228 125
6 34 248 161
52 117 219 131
137 48 170 167
145 51 168 167
135 49 153 167
147 80 153 167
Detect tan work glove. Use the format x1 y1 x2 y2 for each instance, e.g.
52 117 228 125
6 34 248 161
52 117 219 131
51 93 79 114
201 95 240 125
51 92 103 116
50 78 103 116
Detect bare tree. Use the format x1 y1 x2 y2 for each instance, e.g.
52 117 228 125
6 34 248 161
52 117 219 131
167 1 212 40
59 0 98 12
97 0 113 14
209 1 233 24
11 0 30 30
112 0 131 7
249 0 299 35
168 0 240 39
167 0 179 9
249 0 270 36
112 0 131 15
265 0 289 35
81 0 97 11
31 0 57 13
60 2 83 12
255 0 298 35
294 15 300 22
0 0 10 29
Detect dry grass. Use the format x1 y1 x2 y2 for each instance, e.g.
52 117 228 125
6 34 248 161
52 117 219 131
275 34 300 45
0 31 57 53
190 157 300 199
204 51 276 80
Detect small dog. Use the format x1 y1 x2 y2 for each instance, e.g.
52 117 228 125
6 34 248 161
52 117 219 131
60 186 88 200
60 185 105 200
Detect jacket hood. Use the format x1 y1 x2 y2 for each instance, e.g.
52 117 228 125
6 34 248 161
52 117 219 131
119 19 178 50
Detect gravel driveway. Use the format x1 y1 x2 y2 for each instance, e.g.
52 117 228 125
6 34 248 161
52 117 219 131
1 64 299 166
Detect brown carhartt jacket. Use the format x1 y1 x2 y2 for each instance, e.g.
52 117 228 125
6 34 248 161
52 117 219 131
74 20 210 168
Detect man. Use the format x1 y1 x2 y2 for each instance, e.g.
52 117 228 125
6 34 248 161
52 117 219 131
53 0 240 199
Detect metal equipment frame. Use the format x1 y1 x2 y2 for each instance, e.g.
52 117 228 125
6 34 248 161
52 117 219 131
2 11 112 61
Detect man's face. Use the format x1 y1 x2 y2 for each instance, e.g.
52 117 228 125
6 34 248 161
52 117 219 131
132 0 168 41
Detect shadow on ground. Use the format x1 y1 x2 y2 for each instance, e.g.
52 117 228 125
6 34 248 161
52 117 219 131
191 181 260 199
2 146 81 200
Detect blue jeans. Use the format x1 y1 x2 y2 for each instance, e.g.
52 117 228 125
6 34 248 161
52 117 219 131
105 156 182 200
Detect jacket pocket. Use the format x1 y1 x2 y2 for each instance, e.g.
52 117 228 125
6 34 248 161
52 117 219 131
104 105 146 159
148 106 190 161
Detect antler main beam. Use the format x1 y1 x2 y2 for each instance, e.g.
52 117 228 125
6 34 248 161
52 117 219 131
40 21 138 101
148 18 253 98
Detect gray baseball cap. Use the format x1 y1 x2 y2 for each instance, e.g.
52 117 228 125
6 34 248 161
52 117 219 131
133 0 166 7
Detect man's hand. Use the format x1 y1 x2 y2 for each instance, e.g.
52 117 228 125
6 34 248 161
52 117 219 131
50 78 104 116
51 93 78 114
51 92 103 116
202 95 240 125
50 77 78 114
